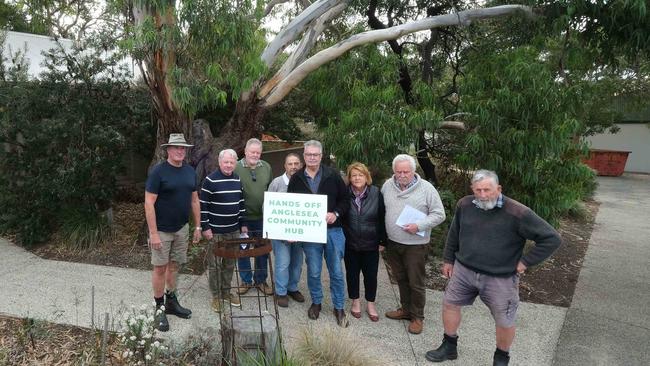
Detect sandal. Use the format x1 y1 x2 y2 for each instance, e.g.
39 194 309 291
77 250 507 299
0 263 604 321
367 310 379 322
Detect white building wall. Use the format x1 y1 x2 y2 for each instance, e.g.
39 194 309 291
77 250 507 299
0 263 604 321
586 123 650 173
2 30 138 80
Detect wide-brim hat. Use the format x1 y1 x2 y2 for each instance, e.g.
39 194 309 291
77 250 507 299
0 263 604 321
161 133 194 147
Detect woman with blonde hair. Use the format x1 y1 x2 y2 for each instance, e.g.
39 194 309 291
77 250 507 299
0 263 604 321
342 162 386 322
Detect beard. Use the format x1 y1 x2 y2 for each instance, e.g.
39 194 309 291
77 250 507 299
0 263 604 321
476 198 498 211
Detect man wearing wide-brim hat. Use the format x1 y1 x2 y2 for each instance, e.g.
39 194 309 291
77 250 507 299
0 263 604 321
144 133 201 332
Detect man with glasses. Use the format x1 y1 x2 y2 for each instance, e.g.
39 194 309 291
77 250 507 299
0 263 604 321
287 140 350 327
382 154 446 335
235 138 274 296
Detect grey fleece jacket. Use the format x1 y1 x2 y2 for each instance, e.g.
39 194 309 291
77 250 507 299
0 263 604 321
381 174 446 245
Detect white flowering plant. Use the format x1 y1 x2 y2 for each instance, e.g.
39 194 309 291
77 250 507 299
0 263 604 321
119 303 168 365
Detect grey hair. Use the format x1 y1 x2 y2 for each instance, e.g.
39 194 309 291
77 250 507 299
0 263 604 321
472 169 499 185
219 149 238 161
245 138 263 150
303 140 323 153
392 154 416 172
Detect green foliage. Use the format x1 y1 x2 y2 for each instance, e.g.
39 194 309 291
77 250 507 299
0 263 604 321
306 44 442 173
458 46 595 225
0 41 152 246
59 209 114 251
119 303 168 364
0 2 31 33
118 0 267 118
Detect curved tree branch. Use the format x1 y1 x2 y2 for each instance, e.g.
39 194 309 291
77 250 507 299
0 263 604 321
261 0 346 68
263 5 534 107
259 2 347 98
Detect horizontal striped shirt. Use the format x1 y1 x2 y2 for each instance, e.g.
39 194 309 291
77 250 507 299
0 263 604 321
199 169 246 234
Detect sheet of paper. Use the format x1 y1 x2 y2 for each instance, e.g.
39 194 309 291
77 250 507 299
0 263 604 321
395 205 426 237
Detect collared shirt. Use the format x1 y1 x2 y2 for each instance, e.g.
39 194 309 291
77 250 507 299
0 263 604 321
304 168 322 193
351 185 368 213
472 193 504 209
281 172 290 186
239 159 264 169
393 175 418 191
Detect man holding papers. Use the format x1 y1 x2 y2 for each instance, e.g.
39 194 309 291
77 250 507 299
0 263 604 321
382 154 446 334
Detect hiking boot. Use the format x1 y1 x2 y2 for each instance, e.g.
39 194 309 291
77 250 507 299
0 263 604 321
493 349 510 366
287 290 305 302
256 282 274 296
237 283 254 295
333 309 349 328
425 334 458 362
307 303 321 320
224 293 241 307
408 318 423 334
275 295 289 308
211 298 223 313
385 308 411 320
154 306 169 332
164 291 192 319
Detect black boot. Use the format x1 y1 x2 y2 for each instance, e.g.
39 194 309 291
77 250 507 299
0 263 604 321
155 306 169 332
425 334 458 362
493 348 510 366
164 291 192 319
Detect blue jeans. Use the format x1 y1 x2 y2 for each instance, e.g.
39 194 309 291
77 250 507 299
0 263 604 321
238 220 269 284
272 240 303 296
302 227 346 310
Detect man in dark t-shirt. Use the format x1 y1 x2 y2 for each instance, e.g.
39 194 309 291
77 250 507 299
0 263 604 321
144 134 201 332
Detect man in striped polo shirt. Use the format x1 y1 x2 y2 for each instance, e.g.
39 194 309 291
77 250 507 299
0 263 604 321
200 149 248 313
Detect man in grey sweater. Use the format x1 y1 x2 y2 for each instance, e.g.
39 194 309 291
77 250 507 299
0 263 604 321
425 170 561 366
382 154 446 334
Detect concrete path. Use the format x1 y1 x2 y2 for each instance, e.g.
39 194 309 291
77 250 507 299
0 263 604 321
4 174 646 365
553 174 650 365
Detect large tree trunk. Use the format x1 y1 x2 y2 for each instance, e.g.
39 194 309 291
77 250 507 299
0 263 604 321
191 98 268 184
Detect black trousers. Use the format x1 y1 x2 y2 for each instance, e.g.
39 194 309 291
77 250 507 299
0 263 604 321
344 248 379 302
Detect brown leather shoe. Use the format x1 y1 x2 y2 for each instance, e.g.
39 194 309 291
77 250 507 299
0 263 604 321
408 318 423 334
385 308 411 320
237 283 253 295
307 303 321 320
275 295 289 308
287 290 305 303
256 282 274 296
333 309 349 328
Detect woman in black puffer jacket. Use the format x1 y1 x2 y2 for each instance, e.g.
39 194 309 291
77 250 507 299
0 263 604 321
342 162 386 322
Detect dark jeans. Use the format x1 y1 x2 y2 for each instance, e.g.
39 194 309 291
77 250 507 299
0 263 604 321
238 220 269 284
386 240 428 320
344 248 379 302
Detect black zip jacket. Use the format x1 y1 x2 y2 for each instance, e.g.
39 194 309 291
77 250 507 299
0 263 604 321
287 164 349 228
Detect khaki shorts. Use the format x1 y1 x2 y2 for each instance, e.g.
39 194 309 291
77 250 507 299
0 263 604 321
150 224 189 266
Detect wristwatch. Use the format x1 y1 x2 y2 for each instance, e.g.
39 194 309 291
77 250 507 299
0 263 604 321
194 226 202 231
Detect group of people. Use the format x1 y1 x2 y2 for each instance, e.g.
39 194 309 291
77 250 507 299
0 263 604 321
145 133 561 366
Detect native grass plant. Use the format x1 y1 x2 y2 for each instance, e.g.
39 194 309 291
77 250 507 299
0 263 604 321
119 303 168 365
293 325 379 366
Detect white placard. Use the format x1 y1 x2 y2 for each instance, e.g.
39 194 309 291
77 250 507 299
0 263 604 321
263 191 328 243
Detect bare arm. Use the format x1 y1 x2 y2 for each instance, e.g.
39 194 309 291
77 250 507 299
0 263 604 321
191 191 201 243
144 192 161 249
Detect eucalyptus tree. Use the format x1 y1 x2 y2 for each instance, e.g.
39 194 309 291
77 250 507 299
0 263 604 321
119 0 534 179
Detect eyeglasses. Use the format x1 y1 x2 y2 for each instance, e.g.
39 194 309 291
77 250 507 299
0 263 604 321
304 153 321 158
250 169 257 182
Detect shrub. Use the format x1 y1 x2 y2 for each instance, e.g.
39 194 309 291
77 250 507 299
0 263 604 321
458 46 596 226
0 39 152 246
119 303 167 365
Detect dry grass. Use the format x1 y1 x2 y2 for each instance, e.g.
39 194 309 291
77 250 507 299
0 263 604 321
293 325 380 366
